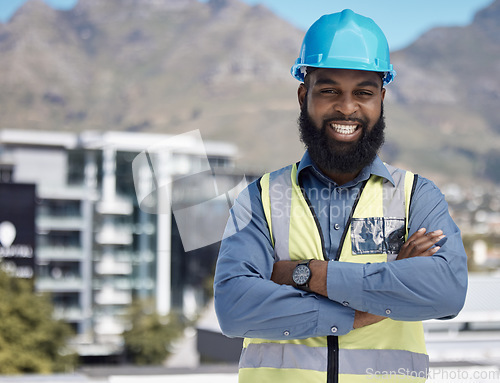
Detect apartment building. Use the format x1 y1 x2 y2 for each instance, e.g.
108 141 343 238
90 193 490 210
0 129 244 357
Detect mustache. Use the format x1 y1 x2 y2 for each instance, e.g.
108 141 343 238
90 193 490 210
322 116 368 129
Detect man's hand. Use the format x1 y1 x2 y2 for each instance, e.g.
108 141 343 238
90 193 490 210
396 228 445 260
271 228 444 330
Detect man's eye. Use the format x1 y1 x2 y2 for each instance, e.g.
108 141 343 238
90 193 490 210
356 91 373 96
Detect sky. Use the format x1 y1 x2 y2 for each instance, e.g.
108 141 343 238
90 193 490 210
0 0 495 50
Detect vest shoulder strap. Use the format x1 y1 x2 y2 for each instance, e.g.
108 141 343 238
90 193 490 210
260 164 296 248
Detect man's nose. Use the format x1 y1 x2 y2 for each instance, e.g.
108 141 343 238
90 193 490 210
333 93 358 116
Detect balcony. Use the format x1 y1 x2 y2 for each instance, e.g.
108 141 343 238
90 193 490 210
36 276 84 292
95 256 132 275
37 215 84 231
53 305 84 322
95 224 133 245
96 197 133 216
37 185 97 201
94 316 126 336
95 285 132 305
113 278 133 290
37 246 83 261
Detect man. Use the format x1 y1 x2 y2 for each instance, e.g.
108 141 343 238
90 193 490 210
214 9 468 383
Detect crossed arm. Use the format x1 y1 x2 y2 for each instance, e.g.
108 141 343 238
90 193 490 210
214 178 468 339
271 228 446 328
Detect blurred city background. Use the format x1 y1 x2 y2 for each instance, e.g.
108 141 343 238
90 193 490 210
0 0 499 381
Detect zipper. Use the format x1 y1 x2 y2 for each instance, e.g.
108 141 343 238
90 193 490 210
327 336 339 383
329 181 367 382
299 174 368 382
299 174 339 382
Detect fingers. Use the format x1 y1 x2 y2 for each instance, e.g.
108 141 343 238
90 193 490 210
396 228 445 260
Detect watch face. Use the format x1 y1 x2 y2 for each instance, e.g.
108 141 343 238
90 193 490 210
293 264 311 286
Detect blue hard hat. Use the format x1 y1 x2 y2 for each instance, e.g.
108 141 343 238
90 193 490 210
291 9 396 85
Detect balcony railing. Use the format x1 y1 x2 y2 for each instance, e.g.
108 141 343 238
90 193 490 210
53 305 84 322
37 246 83 261
94 316 126 336
36 276 84 292
96 197 133 216
37 215 84 231
95 257 132 275
95 287 132 305
37 185 97 201
95 225 133 245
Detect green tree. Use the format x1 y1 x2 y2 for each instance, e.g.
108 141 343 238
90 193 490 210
123 300 185 365
0 270 77 374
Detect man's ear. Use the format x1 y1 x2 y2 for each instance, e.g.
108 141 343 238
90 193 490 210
298 83 307 108
381 87 386 101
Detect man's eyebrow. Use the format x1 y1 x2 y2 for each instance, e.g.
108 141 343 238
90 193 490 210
313 78 339 86
313 78 381 88
356 80 381 88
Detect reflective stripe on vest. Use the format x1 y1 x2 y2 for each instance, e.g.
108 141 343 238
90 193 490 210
261 163 324 262
240 342 429 376
240 162 428 383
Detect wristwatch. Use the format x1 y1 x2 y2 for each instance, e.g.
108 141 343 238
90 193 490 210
292 260 312 290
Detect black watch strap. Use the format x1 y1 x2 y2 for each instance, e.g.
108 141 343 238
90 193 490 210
293 259 312 291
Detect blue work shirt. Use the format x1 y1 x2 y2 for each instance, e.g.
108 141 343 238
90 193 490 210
214 151 468 340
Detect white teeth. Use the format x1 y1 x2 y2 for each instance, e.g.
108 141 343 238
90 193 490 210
331 123 357 134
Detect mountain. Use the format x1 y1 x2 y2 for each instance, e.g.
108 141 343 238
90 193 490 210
0 0 307 175
385 0 500 184
0 0 499 183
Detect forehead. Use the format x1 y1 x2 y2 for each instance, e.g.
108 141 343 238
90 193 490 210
308 68 382 87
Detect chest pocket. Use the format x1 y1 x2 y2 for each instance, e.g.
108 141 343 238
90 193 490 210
351 217 405 260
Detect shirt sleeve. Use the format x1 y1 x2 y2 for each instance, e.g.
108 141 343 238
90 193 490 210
326 176 468 321
214 180 355 339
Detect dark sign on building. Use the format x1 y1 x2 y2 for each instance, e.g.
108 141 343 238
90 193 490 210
0 183 36 279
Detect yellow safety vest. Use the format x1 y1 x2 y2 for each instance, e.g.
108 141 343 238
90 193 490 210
238 162 429 383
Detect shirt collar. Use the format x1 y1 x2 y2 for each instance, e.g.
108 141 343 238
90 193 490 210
296 150 395 187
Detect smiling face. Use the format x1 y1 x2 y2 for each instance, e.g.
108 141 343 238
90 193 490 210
297 68 386 181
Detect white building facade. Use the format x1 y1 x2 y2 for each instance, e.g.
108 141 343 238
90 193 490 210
0 129 244 358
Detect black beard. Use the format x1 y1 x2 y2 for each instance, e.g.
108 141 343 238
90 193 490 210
298 101 386 175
